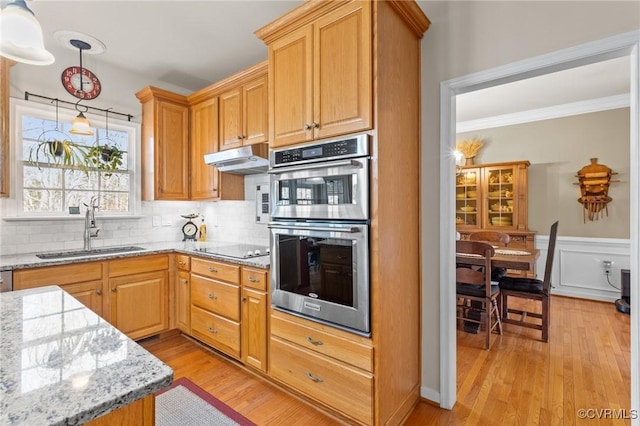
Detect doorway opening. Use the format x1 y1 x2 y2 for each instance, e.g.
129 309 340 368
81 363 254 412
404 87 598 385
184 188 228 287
439 31 640 410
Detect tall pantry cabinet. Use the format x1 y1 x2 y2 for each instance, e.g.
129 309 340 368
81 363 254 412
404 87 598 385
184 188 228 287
256 1 430 424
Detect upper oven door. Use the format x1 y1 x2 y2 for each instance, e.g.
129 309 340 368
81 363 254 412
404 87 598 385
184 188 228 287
269 158 369 220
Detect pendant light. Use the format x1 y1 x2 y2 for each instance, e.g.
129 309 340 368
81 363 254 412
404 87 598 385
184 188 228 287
69 39 94 136
0 0 54 65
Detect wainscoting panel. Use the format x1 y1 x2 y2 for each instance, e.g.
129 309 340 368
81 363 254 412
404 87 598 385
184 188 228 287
538 235 630 302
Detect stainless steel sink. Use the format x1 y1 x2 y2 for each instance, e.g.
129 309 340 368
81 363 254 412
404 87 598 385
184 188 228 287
36 246 146 260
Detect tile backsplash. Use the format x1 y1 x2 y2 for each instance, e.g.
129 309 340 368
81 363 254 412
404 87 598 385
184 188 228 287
0 174 270 256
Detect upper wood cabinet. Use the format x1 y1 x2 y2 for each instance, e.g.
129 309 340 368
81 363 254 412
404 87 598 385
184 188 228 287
219 75 268 150
190 97 220 200
259 1 372 148
135 87 190 201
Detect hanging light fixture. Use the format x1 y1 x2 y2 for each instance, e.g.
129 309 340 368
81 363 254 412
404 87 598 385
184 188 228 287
69 39 94 136
0 0 54 65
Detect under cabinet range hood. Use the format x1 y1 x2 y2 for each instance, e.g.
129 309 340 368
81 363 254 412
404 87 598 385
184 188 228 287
204 144 269 175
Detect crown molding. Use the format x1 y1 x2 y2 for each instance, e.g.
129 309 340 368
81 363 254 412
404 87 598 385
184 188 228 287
456 93 630 133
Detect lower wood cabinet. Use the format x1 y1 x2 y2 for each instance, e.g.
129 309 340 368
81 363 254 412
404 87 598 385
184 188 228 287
269 309 374 425
241 267 268 372
62 280 105 317
191 305 240 358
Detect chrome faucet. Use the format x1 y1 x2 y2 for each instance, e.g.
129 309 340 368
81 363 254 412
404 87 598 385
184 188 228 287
83 196 100 250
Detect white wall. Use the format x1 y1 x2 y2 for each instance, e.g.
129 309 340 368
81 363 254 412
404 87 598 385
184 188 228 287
418 0 640 403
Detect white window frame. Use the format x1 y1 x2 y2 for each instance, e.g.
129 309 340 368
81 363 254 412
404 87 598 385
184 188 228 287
4 98 141 219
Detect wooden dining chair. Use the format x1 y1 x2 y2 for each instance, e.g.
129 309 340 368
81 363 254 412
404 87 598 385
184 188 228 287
469 230 510 282
456 240 502 350
499 221 559 342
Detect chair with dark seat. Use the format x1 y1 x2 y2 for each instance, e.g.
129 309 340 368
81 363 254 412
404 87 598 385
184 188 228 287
469 231 511 282
499 221 559 342
456 240 502 350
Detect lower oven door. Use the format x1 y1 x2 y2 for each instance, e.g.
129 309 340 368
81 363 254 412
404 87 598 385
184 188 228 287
269 221 370 335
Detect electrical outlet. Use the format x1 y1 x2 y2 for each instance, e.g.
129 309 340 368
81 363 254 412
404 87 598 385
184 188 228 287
603 260 612 275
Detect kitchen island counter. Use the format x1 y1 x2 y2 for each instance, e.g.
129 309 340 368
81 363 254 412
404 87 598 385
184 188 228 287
0 286 173 425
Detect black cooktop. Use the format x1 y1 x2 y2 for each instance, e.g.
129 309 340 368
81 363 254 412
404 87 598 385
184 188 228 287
194 244 270 259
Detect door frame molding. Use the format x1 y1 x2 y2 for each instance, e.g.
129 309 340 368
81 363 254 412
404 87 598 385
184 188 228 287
439 30 640 411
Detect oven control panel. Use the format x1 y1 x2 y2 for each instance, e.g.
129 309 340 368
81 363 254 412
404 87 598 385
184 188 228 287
271 134 369 167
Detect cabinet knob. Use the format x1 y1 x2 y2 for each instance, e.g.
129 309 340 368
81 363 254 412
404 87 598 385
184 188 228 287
111 287 117 292
306 336 323 346
237 135 243 140
305 371 323 383
304 123 311 130
248 276 260 283
182 279 188 285
241 297 247 302
178 261 186 266
208 327 218 334
208 267 218 273
311 122 319 129
96 289 102 296
207 293 218 300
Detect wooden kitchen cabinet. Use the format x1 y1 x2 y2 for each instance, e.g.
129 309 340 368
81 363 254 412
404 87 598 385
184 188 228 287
190 97 220 200
13 261 106 316
257 1 430 424
0 58 14 198
190 257 241 358
241 267 268 372
108 255 170 341
261 1 372 148
219 75 268 150
175 254 191 333
135 87 190 201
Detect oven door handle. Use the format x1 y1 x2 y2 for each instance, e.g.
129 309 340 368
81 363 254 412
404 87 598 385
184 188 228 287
269 223 362 234
268 159 363 174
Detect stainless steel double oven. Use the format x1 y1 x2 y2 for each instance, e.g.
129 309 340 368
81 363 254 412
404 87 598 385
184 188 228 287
269 134 371 335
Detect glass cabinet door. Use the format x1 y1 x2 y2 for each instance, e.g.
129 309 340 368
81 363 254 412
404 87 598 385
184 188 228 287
455 168 480 228
484 165 515 229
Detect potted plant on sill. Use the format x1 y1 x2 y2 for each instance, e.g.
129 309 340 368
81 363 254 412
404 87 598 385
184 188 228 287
85 144 124 177
27 139 90 174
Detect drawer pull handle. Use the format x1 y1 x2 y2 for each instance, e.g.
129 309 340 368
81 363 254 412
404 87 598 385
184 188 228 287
178 261 186 266
248 276 260 283
96 289 102 295
305 372 323 383
208 293 218 299
208 267 218 272
208 327 218 334
306 336 323 346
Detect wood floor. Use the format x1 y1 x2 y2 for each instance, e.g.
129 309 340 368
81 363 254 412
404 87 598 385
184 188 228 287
142 295 630 425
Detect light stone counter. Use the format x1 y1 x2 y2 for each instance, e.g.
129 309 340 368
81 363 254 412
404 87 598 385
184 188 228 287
0 286 173 425
0 241 270 272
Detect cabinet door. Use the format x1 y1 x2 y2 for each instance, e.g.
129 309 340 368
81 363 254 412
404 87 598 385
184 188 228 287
156 100 189 200
219 87 243 151
60 280 104 317
455 167 481 229
241 287 267 372
313 1 372 140
176 270 190 333
190 97 219 200
243 76 268 145
109 271 169 340
484 165 517 230
269 25 314 148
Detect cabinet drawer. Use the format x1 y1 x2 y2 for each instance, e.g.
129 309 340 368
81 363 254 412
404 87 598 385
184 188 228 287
176 254 190 271
191 305 240 358
14 261 104 289
191 275 240 321
271 312 373 372
270 337 373 425
192 257 240 284
241 267 268 291
109 254 170 277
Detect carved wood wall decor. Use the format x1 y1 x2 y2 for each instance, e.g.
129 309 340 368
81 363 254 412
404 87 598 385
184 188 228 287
575 158 618 222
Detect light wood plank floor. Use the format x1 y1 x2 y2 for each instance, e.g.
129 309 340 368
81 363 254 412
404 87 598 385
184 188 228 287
142 295 630 425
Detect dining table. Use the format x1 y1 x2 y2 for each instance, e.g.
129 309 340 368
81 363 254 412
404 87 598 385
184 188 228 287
456 247 540 273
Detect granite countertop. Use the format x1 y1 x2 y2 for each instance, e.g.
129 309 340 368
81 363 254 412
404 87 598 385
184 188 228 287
0 241 270 272
0 286 173 425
